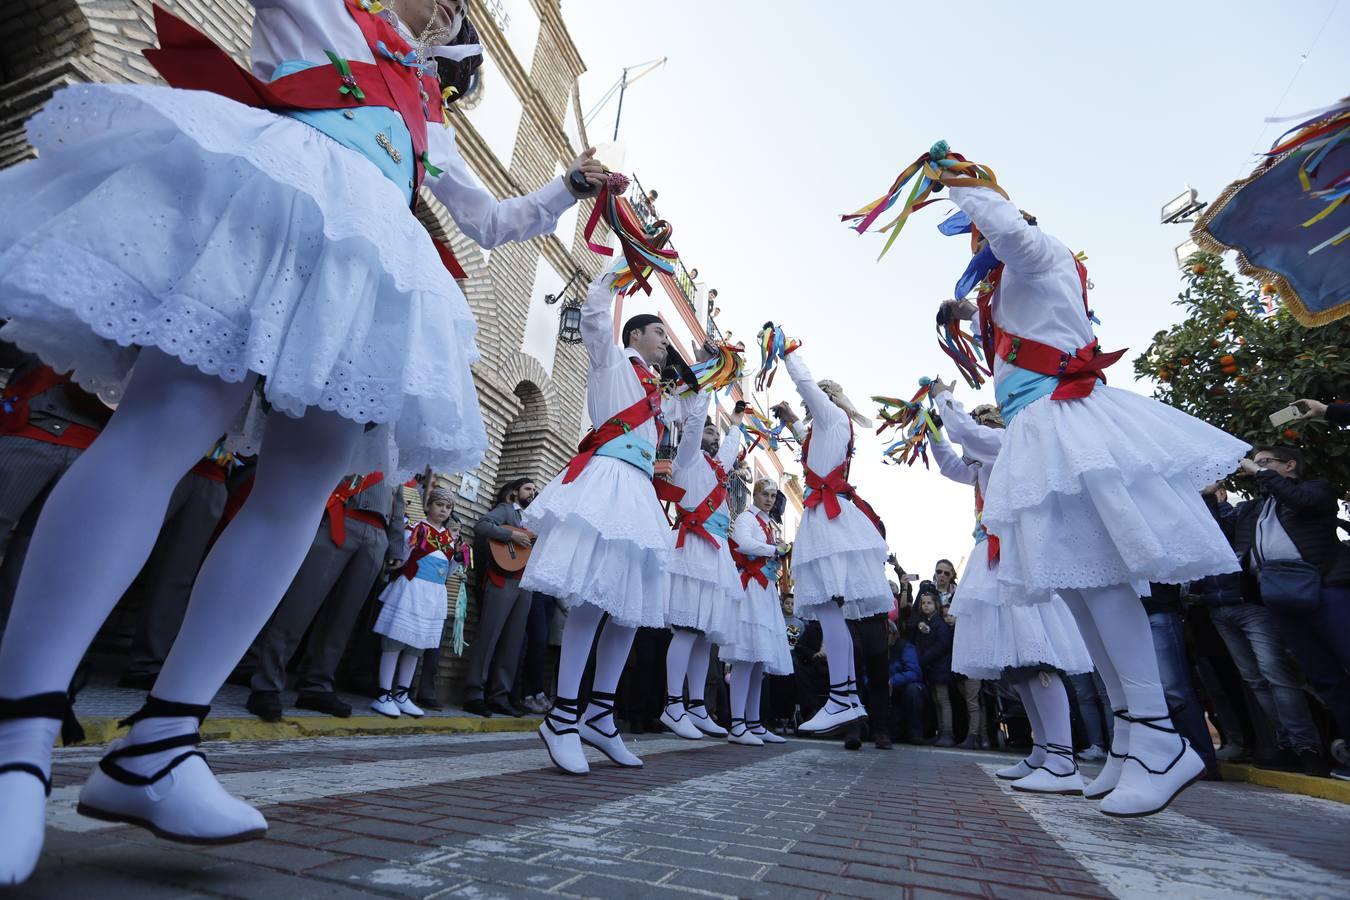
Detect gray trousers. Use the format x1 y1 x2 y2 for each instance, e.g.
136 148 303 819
463 577 531 704
1210 602 1321 752
123 471 228 679
0 437 83 627
245 514 388 694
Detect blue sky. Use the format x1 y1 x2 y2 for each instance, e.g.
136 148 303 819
567 0 1349 578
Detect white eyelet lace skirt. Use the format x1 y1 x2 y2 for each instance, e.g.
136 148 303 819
982 385 1248 606
666 534 741 638
720 581 793 676
521 457 673 628
0 84 486 479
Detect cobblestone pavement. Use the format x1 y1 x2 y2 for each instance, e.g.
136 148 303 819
14 732 1350 899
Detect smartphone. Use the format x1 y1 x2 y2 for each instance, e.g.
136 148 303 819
1269 405 1302 427
902 574 919 582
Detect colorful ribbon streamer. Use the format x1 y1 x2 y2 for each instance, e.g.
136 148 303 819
583 172 679 294
873 378 945 468
1262 98 1350 239
739 405 796 452
674 343 747 397
936 314 990 390
842 140 1003 260
754 322 799 392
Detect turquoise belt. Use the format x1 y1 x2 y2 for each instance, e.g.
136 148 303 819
703 510 731 540
594 433 657 478
414 554 450 585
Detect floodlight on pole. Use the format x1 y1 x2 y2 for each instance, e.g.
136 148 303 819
1161 186 1207 225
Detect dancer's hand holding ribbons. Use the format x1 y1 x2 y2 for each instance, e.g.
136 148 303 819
873 377 946 468
842 140 1005 260
936 300 988 389
754 322 800 392
582 169 678 295
566 147 607 199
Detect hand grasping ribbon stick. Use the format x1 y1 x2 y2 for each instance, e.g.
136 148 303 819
581 171 679 295
873 377 946 468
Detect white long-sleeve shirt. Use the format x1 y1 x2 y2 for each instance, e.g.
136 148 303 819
672 391 742 516
930 389 1003 498
785 351 850 481
732 508 778 559
947 186 1093 380
246 0 574 247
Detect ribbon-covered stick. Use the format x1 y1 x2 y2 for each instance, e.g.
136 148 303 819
583 172 679 294
873 377 945 468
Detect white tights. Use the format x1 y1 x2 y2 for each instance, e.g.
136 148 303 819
815 602 857 707
730 662 765 724
550 602 636 733
1059 585 1163 718
1014 672 1076 775
0 349 363 778
665 630 712 703
378 650 420 693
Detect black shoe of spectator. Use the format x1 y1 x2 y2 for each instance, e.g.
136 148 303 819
1255 748 1301 773
643 718 664 734
117 671 156 691
415 695 444 711
905 731 925 745
247 690 284 722
844 722 863 751
959 733 982 750
489 700 524 718
462 699 491 717
1299 750 1332 778
933 734 956 748
875 734 893 750
296 691 352 718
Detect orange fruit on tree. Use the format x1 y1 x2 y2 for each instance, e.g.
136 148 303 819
1218 355 1235 366
1222 310 1238 323
1283 428 1300 440
1191 263 1208 275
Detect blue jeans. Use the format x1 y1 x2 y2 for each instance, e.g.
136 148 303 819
1268 585 1350 742
521 591 557 697
1068 671 1110 748
1148 610 1218 770
1209 602 1321 752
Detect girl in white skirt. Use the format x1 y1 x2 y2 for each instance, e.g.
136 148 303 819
938 174 1247 817
725 479 795 746
523 272 687 775
779 346 894 736
371 487 464 718
0 0 601 883
929 381 1094 794
660 395 748 740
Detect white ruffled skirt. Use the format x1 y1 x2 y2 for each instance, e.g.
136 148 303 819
373 570 449 651
0 84 486 479
520 457 671 628
721 581 793 676
950 549 1092 678
983 386 1247 607
666 535 740 640
791 502 892 620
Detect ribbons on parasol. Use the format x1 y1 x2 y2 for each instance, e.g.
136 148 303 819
873 378 945 468
583 172 679 295
842 140 1005 261
1191 97 1350 326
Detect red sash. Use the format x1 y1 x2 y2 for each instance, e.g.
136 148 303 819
674 453 729 549
325 472 385 547
0 366 107 450
397 521 456 581
562 358 685 505
974 481 1001 564
143 3 466 279
800 423 886 537
729 513 775 590
977 255 1126 402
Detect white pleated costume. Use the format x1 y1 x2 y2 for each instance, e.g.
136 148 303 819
521 276 679 628
665 393 743 640
783 352 892 621
0 0 577 480
930 390 1092 681
946 186 1249 606
724 509 794 676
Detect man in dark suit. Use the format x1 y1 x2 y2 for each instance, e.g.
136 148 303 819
465 477 536 717
1205 446 1350 780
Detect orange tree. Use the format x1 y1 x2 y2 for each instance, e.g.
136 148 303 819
1134 252 1350 495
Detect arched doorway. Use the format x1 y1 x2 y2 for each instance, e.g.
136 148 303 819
497 380 551 485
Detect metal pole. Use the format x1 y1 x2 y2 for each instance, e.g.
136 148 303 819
613 66 629 141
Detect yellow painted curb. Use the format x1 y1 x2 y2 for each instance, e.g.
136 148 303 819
1219 762 1350 804
77 714 542 746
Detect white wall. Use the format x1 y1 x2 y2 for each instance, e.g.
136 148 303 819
463 53 523 165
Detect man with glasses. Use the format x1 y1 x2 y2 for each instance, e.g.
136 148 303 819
1205 447 1350 780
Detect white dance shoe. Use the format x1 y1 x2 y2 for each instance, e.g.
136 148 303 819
996 757 1036 780
1084 710 1130 799
370 691 401 718
1009 745 1084 794
659 699 704 741
686 700 728 737
538 699 588 775
1098 714 1206 818
1 695 82 884
392 688 424 718
798 684 862 735
749 721 787 744
727 719 764 746
578 692 642 768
